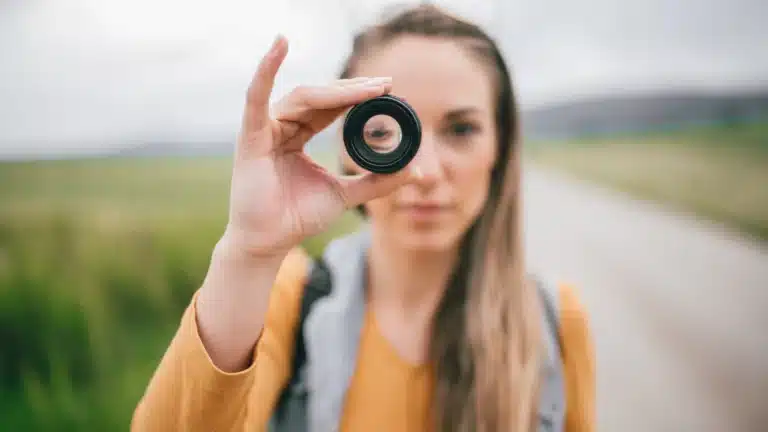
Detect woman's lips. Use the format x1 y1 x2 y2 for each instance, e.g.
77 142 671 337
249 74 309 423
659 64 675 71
399 203 448 220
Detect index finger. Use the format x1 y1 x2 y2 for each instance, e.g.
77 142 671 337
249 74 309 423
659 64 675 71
272 77 392 124
242 35 289 133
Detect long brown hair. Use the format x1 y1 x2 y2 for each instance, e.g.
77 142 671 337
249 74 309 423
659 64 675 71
338 5 542 432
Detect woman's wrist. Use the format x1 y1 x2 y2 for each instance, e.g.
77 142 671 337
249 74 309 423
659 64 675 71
198 227 289 322
195 229 288 372
202 232 288 302
215 226 291 266
217 224 294 264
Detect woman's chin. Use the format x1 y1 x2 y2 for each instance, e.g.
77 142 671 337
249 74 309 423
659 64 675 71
393 226 462 253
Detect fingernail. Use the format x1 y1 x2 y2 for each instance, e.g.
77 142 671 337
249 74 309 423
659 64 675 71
268 34 284 55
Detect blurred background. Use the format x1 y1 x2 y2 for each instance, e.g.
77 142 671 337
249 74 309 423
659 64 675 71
1 0 767 430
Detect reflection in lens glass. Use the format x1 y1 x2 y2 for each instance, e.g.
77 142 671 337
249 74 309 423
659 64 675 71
362 114 401 153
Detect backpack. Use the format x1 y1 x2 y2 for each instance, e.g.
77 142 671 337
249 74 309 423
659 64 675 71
269 252 565 431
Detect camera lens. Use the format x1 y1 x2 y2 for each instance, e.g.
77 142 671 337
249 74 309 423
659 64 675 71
343 95 421 174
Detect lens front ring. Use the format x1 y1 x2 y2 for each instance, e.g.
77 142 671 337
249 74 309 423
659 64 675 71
343 95 421 174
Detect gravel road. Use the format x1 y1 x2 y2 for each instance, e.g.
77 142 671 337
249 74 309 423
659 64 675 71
524 167 768 432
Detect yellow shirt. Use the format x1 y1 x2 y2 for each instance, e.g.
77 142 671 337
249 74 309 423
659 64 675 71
131 249 595 431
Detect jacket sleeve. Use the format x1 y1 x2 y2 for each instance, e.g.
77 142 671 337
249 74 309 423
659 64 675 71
559 283 597 432
131 248 310 432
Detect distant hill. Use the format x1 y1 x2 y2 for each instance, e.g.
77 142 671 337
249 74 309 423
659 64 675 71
520 91 768 141
118 90 768 157
116 140 234 158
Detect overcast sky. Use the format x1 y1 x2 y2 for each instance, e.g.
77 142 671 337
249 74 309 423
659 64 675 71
1 0 766 158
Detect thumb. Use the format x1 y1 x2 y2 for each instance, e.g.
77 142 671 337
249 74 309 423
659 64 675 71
338 165 422 208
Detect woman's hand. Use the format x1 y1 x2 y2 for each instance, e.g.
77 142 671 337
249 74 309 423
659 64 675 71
224 35 417 258
194 36 418 372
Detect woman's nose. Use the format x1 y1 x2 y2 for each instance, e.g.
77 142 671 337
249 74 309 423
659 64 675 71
409 133 443 185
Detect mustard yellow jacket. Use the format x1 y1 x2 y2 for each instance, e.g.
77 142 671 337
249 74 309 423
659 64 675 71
132 248 595 431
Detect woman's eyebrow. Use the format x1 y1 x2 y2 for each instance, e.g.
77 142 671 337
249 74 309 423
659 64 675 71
444 107 481 119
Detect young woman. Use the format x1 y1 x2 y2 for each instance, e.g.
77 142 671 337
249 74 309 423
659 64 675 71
132 5 595 432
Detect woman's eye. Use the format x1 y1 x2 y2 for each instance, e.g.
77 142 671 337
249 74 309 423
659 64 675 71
449 122 478 137
366 128 391 139
363 127 399 152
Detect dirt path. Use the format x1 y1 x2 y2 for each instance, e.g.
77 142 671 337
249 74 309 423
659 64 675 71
524 166 768 432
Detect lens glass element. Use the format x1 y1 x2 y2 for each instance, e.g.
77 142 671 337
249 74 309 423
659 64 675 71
362 114 401 154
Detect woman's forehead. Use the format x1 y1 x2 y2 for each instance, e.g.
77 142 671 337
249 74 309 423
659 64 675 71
351 35 495 118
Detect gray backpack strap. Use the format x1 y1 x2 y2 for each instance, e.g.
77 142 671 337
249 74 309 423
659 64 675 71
268 230 371 432
534 275 567 432
269 258 332 432
303 230 371 432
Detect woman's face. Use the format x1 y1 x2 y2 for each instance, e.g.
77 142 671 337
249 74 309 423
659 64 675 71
341 35 499 252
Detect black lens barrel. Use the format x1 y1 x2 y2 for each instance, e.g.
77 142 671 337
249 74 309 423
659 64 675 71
342 95 421 174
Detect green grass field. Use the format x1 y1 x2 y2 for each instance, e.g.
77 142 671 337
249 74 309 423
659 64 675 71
0 154 361 430
0 121 766 430
527 121 768 240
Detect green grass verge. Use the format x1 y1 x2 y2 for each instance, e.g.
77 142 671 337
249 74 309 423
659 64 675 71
0 153 360 430
527 121 768 241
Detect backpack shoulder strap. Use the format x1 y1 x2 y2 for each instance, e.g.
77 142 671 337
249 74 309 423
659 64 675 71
532 275 567 432
535 276 563 354
272 256 333 426
291 257 333 380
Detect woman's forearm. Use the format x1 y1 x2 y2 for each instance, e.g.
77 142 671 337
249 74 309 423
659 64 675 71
195 233 288 373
